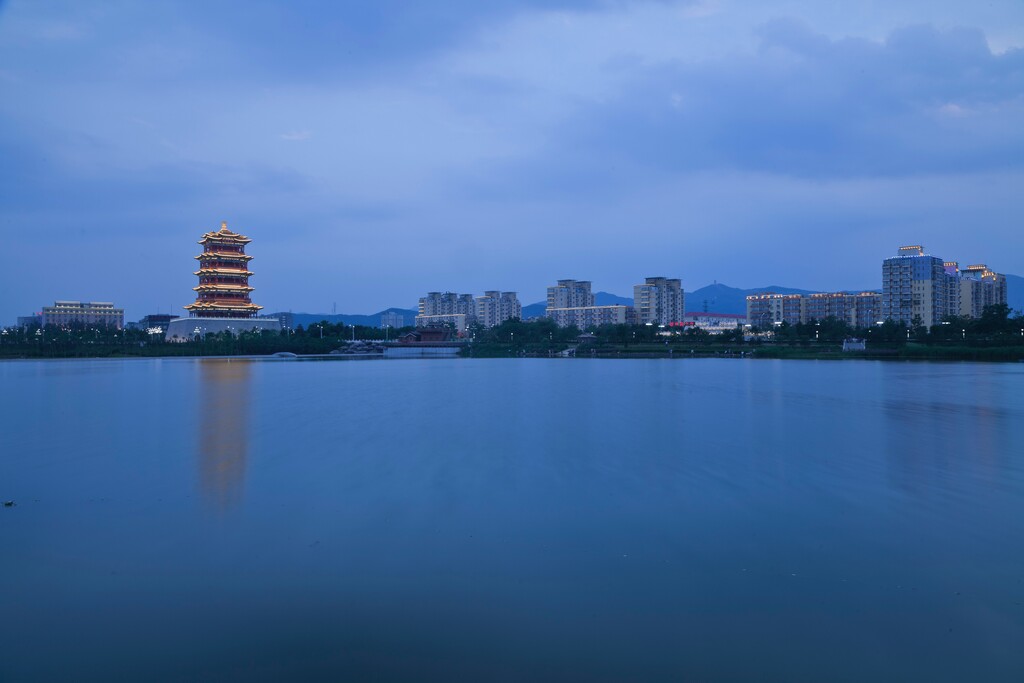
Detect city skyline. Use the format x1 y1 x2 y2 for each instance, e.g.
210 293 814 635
1 1 1023 324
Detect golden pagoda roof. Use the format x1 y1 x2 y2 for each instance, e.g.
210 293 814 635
197 222 252 245
193 284 255 292
195 252 253 261
194 268 254 276
185 301 263 311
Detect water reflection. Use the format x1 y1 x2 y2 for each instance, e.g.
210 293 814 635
197 359 252 510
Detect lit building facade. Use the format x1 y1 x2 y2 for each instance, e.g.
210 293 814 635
953 264 1008 318
633 277 684 325
40 301 124 329
546 305 636 328
883 246 1006 326
476 291 522 328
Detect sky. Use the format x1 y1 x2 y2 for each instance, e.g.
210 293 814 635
1 0 1022 321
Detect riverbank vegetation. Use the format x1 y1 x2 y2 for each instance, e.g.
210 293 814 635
0 320 414 359
3 305 1022 362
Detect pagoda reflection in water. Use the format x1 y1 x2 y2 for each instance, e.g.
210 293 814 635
197 359 251 510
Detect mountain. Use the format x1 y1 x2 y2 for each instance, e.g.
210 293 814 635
287 307 417 329
684 283 818 316
280 274 1022 328
1007 274 1024 314
594 291 633 306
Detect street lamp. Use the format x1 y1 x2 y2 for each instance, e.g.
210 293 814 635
962 328 966 341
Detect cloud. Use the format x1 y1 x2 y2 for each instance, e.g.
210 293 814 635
1 0 1023 321
465 20 1024 187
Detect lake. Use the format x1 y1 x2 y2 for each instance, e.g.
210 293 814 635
2 357 1023 682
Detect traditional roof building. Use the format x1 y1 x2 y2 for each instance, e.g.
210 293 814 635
185 222 263 318
165 222 281 341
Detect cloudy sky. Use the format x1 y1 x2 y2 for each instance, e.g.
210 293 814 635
1 0 1022 321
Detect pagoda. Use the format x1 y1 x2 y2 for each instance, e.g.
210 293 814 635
165 221 280 341
185 222 263 318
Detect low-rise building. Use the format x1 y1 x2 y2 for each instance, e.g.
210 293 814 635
17 315 41 328
546 305 636 328
380 310 406 329
264 312 295 330
414 313 471 332
40 301 124 329
681 312 746 333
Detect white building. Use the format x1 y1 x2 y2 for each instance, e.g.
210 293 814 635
419 291 475 318
547 279 594 310
881 246 954 327
417 291 475 330
546 305 636 328
476 291 521 328
634 277 684 325
40 301 124 329
942 264 1007 323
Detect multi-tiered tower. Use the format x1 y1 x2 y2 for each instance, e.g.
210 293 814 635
165 221 280 341
185 222 262 318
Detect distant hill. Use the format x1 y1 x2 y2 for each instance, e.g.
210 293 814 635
684 283 818 315
281 274 1021 328
522 291 633 319
287 307 417 329
1008 274 1023 314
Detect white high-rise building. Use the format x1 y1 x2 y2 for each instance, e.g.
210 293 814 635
416 291 476 331
633 277 684 326
476 291 521 328
881 246 954 327
951 263 1008 318
883 246 1006 327
546 279 594 310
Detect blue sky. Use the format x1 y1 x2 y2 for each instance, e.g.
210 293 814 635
1 0 1022 321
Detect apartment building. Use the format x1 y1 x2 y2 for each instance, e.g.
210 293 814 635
633 277 684 326
476 291 522 328
416 291 476 330
881 246 952 327
546 305 637 328
546 279 594 309
746 292 882 329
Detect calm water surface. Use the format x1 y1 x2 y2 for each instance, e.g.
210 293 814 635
2 358 1023 682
